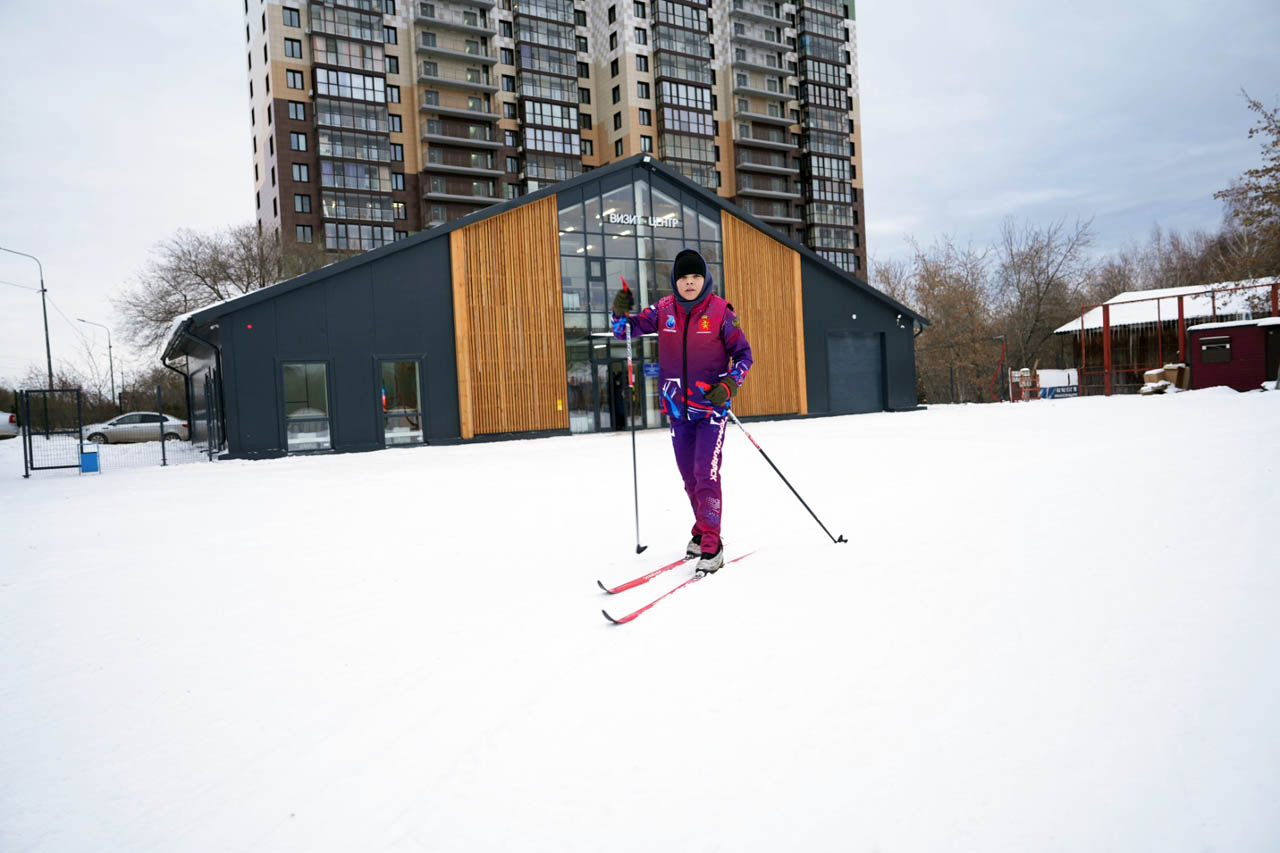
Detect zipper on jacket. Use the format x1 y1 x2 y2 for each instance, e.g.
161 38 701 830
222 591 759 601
680 303 690 419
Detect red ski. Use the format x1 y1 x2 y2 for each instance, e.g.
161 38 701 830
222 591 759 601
602 551 756 625
597 555 690 595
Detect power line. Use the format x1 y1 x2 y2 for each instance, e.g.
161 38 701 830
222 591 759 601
0 278 40 292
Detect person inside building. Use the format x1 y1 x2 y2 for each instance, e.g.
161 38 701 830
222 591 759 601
610 248 753 574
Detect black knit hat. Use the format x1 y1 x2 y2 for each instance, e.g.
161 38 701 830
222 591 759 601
672 249 707 281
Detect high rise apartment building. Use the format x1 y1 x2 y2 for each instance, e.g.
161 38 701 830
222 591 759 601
246 0 864 272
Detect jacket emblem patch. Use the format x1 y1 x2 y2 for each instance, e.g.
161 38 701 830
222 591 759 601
698 315 711 332
665 314 677 330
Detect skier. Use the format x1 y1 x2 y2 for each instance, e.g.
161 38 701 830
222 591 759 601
611 248 753 574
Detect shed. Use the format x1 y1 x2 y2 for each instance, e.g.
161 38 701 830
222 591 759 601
1187 317 1280 391
162 155 927 459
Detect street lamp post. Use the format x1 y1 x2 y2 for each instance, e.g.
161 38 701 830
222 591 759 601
77 318 117 413
0 245 53 390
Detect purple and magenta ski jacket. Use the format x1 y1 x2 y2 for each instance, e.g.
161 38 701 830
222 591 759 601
611 258 753 420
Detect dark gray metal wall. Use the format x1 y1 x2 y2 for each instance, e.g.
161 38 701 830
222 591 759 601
210 235 458 457
800 257 917 413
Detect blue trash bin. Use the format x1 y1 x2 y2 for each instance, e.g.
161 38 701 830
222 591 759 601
79 443 100 474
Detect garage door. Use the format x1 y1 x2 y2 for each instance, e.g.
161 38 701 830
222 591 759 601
827 330 884 414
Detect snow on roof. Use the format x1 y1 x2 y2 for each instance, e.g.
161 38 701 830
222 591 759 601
1186 316 1280 333
1053 279 1277 334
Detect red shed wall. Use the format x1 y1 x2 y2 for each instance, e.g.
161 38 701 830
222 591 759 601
1190 326 1268 391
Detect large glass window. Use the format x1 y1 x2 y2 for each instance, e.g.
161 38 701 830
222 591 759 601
283 363 331 452
381 361 423 445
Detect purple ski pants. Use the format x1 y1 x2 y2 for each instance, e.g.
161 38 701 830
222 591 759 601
670 415 729 554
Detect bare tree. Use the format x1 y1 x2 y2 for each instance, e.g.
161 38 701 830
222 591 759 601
114 224 337 352
994 217 1095 370
868 254 915 307
1214 91 1280 268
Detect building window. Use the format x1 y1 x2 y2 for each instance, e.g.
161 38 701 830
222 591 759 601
638 108 651 125
504 102 517 118
503 75 516 92
504 130 517 146
575 9 587 26
577 61 589 78
500 20 513 37
288 101 305 120
387 85 401 103
614 138 623 156
635 28 647 44
294 193 311 213
580 113 593 129
641 135 652 152
283 363 331 452
389 114 402 132
391 172 405 190
386 55 399 74
582 138 593 155
1200 337 1232 364
611 58 619 77
381 361 424 445
390 142 404 160
576 35 588 52
634 1 646 17
609 31 618 50
284 38 302 58
296 224 313 243
506 156 519 173
637 82 649 99
290 131 307 151
392 201 407 220
270 165 275 185
384 26 398 44
292 162 310 182
636 55 648 72
286 69 304 89
611 85 620 104
578 87 591 104
283 6 300 27
501 48 514 65
613 111 622 130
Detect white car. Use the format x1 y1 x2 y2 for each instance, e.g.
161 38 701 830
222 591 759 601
0 410 16 439
83 412 189 444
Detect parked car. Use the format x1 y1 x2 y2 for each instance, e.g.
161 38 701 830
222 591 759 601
83 412 189 444
0 410 17 439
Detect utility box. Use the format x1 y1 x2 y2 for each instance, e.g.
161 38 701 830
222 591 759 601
79 443 100 474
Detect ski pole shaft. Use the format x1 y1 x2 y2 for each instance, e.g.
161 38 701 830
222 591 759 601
727 410 847 544
620 276 646 554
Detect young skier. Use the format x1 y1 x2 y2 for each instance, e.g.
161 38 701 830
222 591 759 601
611 248 753 574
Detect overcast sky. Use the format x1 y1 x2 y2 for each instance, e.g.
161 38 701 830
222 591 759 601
1 0 1276 385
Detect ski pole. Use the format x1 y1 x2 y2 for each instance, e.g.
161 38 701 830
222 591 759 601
620 276 647 554
726 410 847 544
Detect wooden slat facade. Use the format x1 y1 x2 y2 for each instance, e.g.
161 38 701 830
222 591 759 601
449 195 569 438
720 212 808 417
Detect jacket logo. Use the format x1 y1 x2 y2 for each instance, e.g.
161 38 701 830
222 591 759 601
699 316 711 332
665 315 677 330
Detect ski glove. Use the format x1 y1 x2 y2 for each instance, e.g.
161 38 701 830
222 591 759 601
611 288 634 316
704 377 739 407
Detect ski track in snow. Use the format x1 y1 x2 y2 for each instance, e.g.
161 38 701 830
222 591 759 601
1 389 1278 851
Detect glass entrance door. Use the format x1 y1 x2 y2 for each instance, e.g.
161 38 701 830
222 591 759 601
380 360 424 445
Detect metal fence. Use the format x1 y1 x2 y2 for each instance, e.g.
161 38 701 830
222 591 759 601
19 385 206 478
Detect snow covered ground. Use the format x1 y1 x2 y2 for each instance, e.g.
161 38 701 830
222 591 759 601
1 389 1277 852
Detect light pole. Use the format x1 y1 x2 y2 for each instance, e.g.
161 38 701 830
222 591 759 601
77 318 117 412
0 245 53 390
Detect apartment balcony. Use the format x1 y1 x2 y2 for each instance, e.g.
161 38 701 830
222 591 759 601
422 160 505 177
419 101 501 121
733 108 795 127
421 129 503 148
735 156 799 176
731 81 793 102
731 56 790 76
414 3 494 34
416 40 498 65
417 67 499 93
731 31 794 52
729 0 790 26
424 190 503 204
734 132 793 152
735 182 802 200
